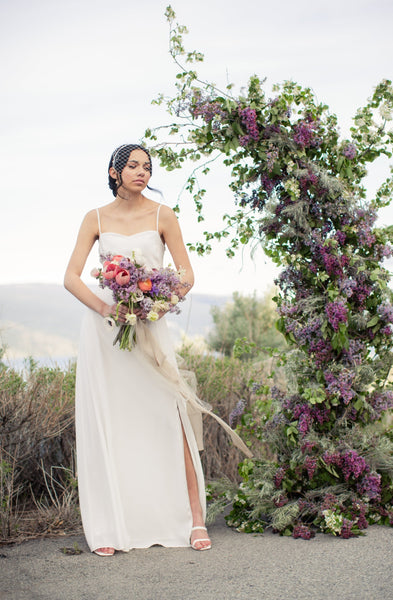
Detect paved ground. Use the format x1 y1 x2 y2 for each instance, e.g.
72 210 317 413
1 516 393 600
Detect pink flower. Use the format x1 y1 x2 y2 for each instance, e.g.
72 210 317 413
112 255 124 263
115 269 131 285
90 268 100 278
103 263 120 280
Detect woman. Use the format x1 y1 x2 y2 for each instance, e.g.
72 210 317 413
64 143 211 556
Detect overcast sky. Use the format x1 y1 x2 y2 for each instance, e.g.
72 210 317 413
1 0 392 296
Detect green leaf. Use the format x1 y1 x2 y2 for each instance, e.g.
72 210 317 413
367 316 379 327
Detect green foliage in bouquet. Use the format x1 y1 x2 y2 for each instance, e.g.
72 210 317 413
146 7 393 538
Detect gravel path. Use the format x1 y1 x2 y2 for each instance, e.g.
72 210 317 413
1 517 393 600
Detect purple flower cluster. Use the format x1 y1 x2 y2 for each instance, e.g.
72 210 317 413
270 386 286 402
324 370 356 404
320 493 338 511
260 173 277 196
274 466 287 488
377 302 393 323
340 519 356 539
192 100 226 123
323 449 370 481
335 230 347 245
341 450 369 481
266 148 279 172
289 401 330 436
301 440 318 454
342 339 365 366
229 399 246 427
299 170 319 192
357 472 382 501
368 390 393 420
293 116 321 148
339 278 357 298
325 300 348 331
304 456 318 479
309 338 333 367
342 143 357 159
353 208 377 247
292 524 315 539
238 106 259 145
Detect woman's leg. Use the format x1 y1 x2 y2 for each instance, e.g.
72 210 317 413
182 428 211 550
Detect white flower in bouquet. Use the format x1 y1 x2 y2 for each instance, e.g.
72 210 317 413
131 248 146 266
153 300 169 312
125 313 137 326
147 310 159 322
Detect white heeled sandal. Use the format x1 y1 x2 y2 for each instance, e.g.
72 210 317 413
93 547 115 557
190 526 212 551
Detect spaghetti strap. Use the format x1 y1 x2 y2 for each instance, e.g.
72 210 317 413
96 208 102 236
156 204 162 232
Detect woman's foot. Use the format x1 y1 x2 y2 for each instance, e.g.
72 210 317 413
93 547 115 557
190 526 212 551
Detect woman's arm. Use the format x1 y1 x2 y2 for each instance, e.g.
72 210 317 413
159 206 195 296
64 210 115 317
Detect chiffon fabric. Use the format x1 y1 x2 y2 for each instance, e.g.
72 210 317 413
75 206 205 552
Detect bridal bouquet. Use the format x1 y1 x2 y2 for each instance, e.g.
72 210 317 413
91 250 186 351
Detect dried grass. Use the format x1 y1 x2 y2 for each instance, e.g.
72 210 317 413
0 363 76 543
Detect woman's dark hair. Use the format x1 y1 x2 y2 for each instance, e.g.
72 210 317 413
108 144 153 197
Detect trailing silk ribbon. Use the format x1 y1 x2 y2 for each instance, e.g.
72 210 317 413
135 320 253 458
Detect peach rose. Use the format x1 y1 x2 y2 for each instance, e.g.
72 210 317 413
138 279 152 292
115 269 131 285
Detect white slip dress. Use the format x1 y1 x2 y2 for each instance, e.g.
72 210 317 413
75 205 206 552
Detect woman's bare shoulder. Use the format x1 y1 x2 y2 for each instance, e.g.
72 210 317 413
159 204 178 222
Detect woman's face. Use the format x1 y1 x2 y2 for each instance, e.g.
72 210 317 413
115 148 152 193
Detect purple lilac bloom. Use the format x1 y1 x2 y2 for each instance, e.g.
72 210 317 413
266 148 279 172
238 106 259 145
342 143 357 160
341 450 369 481
301 440 318 454
192 100 227 123
293 524 315 540
377 302 393 323
320 493 338 511
340 519 355 539
274 466 287 488
229 399 246 427
324 370 355 405
368 390 393 420
270 386 286 402
342 340 365 366
335 230 347 245
325 300 348 331
260 173 277 195
309 338 333 367
357 472 382 501
340 278 357 298
293 117 321 148
381 325 393 336
304 456 318 479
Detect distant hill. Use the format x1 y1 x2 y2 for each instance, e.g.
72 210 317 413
0 284 230 361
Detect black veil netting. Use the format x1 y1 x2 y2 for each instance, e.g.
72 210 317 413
108 143 153 197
